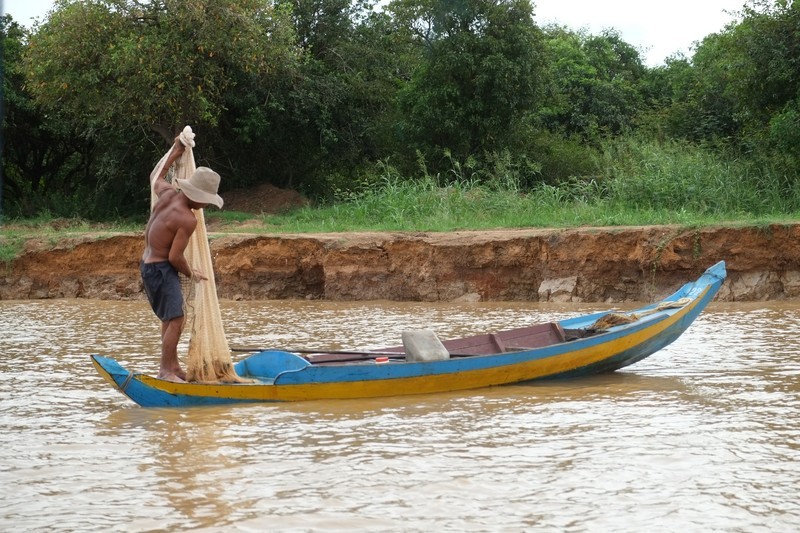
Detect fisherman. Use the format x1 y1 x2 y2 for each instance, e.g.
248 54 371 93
140 137 224 381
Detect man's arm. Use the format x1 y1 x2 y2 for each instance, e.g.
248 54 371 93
151 138 187 195
167 216 207 281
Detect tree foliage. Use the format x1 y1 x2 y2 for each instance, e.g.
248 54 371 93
215 0 409 195
24 0 298 143
391 0 546 174
540 27 645 141
7 0 800 220
645 1 800 179
2 14 101 217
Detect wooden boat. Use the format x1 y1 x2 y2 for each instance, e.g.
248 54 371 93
91 261 726 407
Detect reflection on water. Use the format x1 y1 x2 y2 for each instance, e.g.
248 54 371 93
1 299 800 531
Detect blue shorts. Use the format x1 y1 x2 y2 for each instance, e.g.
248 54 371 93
140 261 184 321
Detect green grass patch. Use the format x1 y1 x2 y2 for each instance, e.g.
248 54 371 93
0 234 26 263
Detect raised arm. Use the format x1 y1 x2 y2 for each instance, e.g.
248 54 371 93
151 137 187 196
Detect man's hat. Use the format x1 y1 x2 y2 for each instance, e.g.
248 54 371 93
176 167 224 208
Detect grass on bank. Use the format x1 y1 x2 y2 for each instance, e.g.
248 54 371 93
263 137 800 232
2 138 799 261
262 182 791 234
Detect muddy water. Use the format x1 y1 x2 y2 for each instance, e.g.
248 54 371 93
1 299 799 531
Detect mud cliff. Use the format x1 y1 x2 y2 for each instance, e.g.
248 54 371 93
3 225 800 302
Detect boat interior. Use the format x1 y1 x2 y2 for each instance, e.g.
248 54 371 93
302 321 591 365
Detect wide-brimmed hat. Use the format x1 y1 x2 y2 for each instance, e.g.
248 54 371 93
176 167 224 208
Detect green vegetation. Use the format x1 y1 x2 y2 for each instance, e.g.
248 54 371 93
0 235 25 263
0 217 141 260
266 136 799 232
3 0 800 231
3 136 797 248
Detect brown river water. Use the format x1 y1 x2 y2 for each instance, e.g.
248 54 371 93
1 298 799 531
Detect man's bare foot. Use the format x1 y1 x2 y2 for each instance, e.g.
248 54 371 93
157 371 186 383
158 365 186 381
158 365 187 382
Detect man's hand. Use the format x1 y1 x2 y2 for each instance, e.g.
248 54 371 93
153 137 188 188
192 269 208 281
172 136 187 157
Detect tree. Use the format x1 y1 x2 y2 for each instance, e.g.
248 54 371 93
729 1 800 179
24 0 298 144
648 2 799 148
218 0 411 194
2 14 99 218
539 27 645 141
16 0 300 217
390 0 546 173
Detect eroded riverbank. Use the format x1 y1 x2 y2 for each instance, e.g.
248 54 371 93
3 224 800 302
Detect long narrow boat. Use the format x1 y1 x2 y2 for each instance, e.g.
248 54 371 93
91 261 726 407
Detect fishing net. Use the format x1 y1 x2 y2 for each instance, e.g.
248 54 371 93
591 297 692 331
150 126 247 383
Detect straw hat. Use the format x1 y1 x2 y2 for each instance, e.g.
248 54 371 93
176 167 224 208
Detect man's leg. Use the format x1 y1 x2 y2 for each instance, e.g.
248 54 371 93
158 316 187 381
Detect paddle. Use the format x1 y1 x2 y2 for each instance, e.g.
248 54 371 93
232 347 404 356
230 347 482 358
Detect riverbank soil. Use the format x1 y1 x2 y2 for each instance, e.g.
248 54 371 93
3 224 800 302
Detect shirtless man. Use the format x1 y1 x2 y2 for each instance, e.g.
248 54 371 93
140 137 224 381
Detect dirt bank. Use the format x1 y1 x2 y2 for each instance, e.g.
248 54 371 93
3 224 800 302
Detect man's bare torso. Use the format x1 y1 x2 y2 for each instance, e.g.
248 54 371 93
142 188 197 266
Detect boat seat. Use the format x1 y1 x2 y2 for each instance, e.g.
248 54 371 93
235 350 310 380
402 330 450 362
